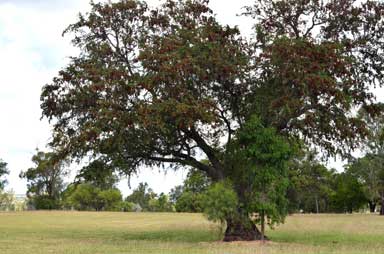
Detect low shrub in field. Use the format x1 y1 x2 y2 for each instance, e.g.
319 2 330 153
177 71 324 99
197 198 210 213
202 182 238 224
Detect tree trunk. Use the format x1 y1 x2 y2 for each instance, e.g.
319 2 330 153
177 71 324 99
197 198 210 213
380 194 384 216
315 195 319 214
260 210 265 243
368 201 376 213
223 215 266 242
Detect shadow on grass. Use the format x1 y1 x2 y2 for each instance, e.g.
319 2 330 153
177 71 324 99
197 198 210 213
120 229 221 243
27 227 222 244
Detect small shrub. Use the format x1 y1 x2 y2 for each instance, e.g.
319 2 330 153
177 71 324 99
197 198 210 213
202 181 238 224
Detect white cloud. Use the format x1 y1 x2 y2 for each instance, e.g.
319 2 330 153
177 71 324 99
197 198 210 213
0 1 88 194
0 0 80 10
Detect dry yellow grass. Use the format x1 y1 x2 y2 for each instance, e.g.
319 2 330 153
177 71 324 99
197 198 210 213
0 211 383 254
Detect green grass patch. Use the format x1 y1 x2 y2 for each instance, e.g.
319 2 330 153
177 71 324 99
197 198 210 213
1 212 384 254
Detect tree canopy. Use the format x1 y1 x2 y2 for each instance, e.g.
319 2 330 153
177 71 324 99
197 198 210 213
40 0 384 240
75 159 119 190
20 151 68 209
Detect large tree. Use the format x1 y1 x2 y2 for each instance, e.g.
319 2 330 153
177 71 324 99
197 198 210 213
329 172 368 213
125 182 157 211
41 0 384 240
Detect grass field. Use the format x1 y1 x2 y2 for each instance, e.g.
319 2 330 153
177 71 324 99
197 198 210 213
1 212 384 254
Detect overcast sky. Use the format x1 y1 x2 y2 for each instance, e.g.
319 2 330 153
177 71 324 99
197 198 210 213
0 0 256 196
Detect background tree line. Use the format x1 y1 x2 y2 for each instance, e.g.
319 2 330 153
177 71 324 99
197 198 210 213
19 142 384 215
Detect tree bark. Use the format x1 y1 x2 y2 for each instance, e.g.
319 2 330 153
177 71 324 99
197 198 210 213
315 195 319 214
223 215 266 242
260 210 265 243
368 201 376 213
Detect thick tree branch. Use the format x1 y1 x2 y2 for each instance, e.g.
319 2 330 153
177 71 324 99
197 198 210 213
185 127 225 180
147 153 220 180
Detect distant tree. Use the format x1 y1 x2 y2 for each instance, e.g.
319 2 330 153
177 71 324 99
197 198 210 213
98 188 123 211
358 104 384 155
63 183 123 211
169 185 183 205
329 173 367 213
64 159 121 211
126 183 173 212
0 191 14 211
20 151 68 210
175 191 205 213
288 150 335 213
0 159 9 190
148 192 173 212
157 193 173 212
347 154 384 214
183 169 211 194
347 104 384 214
64 183 99 210
76 159 119 190
40 0 384 240
120 201 135 212
173 169 210 213
61 183 76 209
125 182 157 211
